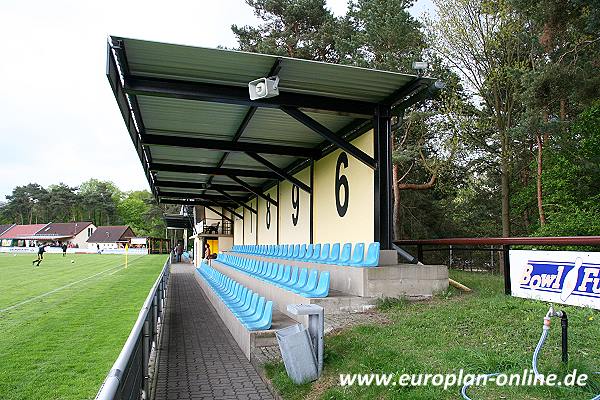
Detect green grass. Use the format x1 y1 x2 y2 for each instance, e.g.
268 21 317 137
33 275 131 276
0 252 167 400
266 271 600 400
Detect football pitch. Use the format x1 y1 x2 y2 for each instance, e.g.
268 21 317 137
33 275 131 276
0 252 167 400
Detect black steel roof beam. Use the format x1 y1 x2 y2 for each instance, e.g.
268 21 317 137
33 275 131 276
245 152 312 194
213 188 258 214
220 205 244 220
155 180 246 192
149 162 277 179
142 133 316 158
281 106 377 170
382 78 427 107
123 75 376 117
227 175 278 207
393 81 444 115
157 191 245 203
204 205 234 223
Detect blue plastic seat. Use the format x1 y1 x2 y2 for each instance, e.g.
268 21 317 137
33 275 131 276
325 243 340 264
297 244 307 260
274 265 291 284
301 244 312 261
338 243 352 265
349 242 365 266
278 266 298 288
289 268 308 290
317 243 330 263
309 244 321 262
301 272 330 298
244 301 273 330
293 270 318 294
362 242 380 267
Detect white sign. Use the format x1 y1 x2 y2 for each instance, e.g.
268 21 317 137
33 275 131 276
510 250 600 310
131 237 147 245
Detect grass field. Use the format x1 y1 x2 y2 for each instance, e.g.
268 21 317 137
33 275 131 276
0 252 167 400
266 270 600 400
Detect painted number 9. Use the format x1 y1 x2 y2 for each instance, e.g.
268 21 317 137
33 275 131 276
291 185 299 226
335 152 349 217
266 194 271 229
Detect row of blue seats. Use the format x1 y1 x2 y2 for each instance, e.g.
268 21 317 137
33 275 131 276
231 242 380 267
217 253 330 298
197 262 273 331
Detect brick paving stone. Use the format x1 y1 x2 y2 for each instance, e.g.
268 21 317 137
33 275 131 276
152 263 274 400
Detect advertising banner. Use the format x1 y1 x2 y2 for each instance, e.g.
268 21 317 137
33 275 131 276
510 250 600 310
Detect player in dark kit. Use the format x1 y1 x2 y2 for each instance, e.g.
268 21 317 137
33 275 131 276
33 244 47 266
62 243 68 257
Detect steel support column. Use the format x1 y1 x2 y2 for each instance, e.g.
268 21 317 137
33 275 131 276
373 105 393 250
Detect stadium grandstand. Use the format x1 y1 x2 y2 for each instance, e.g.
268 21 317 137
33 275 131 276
97 36 450 399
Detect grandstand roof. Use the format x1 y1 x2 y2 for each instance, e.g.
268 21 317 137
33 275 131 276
0 224 48 239
33 222 93 238
87 226 136 243
107 36 440 207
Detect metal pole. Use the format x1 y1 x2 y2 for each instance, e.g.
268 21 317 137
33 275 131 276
373 104 393 250
142 317 151 399
417 245 423 263
449 245 453 269
503 245 511 295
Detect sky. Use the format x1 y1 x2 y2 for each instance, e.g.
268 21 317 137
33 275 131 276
0 0 433 201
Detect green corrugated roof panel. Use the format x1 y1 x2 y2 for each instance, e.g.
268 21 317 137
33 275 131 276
115 36 428 102
138 96 247 139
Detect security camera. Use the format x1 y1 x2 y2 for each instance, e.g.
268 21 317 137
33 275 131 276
249 76 280 100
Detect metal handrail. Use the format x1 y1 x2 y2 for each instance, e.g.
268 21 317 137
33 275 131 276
95 257 171 400
394 236 600 295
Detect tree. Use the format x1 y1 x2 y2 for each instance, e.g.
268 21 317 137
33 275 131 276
428 0 531 237
47 183 79 222
78 179 122 226
232 0 342 61
4 184 48 224
118 191 166 237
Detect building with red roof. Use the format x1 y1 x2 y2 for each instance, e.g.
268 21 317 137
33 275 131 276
0 224 48 247
87 226 136 250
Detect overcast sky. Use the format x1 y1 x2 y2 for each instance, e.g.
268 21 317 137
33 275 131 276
0 0 432 201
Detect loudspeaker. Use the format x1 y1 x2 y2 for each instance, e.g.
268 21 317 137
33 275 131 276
248 76 280 100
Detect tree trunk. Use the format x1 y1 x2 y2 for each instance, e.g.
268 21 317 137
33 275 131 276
392 164 402 240
535 133 546 226
501 134 511 238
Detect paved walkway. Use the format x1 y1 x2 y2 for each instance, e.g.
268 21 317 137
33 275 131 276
153 263 274 400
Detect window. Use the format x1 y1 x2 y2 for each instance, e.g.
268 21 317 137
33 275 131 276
87 227 93 237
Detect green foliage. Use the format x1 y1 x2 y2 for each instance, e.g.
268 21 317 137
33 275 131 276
231 0 341 61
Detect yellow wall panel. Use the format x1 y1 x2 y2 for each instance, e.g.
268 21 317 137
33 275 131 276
243 198 258 245
233 207 244 245
279 169 311 244
313 130 374 244
257 187 278 244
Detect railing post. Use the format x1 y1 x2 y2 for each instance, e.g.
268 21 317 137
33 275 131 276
142 316 151 399
417 245 423 263
503 245 511 295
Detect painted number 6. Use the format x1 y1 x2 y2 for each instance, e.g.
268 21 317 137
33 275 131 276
335 152 349 217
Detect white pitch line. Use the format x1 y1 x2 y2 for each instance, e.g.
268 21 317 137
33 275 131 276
0 259 139 313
